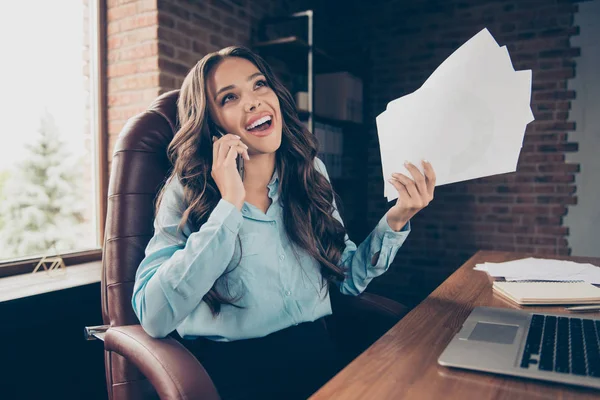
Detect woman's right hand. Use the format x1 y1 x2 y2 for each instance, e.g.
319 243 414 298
211 134 250 210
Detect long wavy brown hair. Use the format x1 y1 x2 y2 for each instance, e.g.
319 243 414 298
157 46 347 315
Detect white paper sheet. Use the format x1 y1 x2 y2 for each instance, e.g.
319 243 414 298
378 28 534 201
474 258 600 284
422 28 501 87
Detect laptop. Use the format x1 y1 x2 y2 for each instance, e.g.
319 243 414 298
438 306 600 389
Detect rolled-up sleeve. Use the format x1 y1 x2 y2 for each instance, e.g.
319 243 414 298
314 158 410 296
132 176 243 338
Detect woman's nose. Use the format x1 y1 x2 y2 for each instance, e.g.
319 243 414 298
244 97 261 112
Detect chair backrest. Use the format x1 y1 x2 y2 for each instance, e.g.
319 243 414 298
101 90 179 399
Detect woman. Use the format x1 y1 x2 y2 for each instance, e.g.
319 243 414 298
132 46 436 400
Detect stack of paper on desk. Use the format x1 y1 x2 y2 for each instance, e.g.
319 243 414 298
474 257 600 284
376 28 535 202
492 281 600 305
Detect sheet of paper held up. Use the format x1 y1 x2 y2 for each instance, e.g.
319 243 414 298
474 258 600 285
376 28 535 201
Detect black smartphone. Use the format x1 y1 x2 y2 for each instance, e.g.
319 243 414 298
209 121 244 181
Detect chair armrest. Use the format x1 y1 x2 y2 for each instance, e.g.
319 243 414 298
330 291 409 322
327 291 410 363
104 325 220 400
345 292 408 319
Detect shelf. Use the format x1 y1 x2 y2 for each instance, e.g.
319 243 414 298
252 36 352 75
331 177 359 184
297 110 364 131
253 36 311 51
253 11 369 242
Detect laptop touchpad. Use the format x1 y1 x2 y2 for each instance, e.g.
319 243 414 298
467 322 518 345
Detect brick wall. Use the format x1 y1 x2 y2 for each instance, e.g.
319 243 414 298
106 0 308 166
106 0 160 164
313 0 582 306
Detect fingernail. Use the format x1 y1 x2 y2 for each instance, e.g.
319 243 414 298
234 135 241 139
422 159 429 164
404 160 410 165
245 153 250 160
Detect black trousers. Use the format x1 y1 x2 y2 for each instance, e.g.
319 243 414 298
177 319 344 400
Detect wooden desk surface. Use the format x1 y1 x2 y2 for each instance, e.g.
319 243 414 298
311 250 600 399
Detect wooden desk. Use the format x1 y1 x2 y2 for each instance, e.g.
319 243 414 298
311 250 600 399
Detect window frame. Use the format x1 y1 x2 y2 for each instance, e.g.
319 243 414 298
0 0 107 276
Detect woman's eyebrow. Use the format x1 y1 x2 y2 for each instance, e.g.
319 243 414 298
247 72 263 81
214 72 265 101
215 84 235 101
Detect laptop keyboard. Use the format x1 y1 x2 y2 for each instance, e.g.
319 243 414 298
520 314 600 377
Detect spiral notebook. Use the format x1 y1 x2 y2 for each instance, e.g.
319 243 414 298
492 281 600 305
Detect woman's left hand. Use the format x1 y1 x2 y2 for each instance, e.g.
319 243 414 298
386 160 436 231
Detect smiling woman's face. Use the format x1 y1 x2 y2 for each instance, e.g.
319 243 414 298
206 57 283 156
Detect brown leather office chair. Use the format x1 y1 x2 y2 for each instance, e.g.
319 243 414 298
93 90 409 400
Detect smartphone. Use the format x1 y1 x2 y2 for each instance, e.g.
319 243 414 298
210 121 244 181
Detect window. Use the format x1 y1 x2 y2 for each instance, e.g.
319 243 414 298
0 0 104 265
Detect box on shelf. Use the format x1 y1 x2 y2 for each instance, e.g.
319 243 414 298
314 122 344 179
315 72 363 123
295 91 309 112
